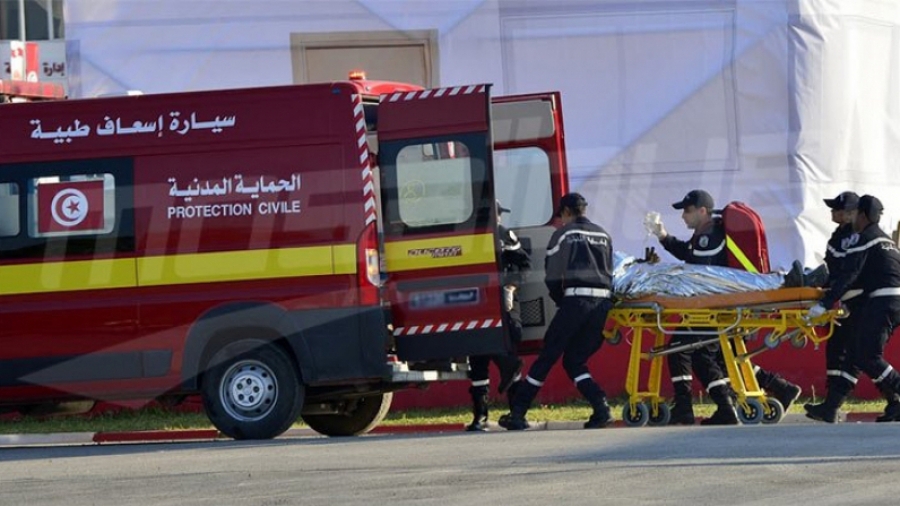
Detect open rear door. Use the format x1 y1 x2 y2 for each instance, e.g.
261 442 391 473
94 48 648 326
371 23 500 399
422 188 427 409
491 92 570 354
378 84 506 362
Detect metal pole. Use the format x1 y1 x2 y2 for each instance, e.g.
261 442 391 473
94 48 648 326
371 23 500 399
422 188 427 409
46 0 54 40
18 0 27 42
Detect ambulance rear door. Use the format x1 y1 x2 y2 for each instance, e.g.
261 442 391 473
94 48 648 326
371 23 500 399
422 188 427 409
491 92 570 354
377 84 505 362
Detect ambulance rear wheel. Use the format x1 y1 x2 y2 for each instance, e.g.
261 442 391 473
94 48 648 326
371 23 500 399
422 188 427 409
622 402 649 427
761 398 785 424
202 340 304 440
737 398 764 425
302 392 393 437
647 403 671 426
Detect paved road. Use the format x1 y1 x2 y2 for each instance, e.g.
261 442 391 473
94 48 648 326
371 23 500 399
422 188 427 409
1 423 899 505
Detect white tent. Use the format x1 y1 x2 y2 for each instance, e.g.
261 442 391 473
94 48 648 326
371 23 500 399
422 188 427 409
63 0 900 269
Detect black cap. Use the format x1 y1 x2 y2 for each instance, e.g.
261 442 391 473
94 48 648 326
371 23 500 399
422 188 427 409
858 195 884 223
672 189 715 210
824 191 859 210
496 199 511 215
556 192 587 216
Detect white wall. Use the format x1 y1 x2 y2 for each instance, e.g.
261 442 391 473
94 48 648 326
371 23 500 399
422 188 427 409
62 0 900 269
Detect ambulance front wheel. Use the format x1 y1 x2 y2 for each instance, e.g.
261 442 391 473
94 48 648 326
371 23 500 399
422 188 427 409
202 339 305 440
302 392 393 437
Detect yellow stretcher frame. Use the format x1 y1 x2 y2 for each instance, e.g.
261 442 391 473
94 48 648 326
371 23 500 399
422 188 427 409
604 287 843 427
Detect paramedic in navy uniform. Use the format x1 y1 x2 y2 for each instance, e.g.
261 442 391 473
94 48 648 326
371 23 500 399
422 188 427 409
805 195 900 423
804 192 898 422
499 193 615 430
464 201 530 431
652 189 802 424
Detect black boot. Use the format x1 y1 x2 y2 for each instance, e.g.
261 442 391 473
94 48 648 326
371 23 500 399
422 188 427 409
803 264 829 288
804 385 849 423
577 380 612 429
498 379 539 431
782 260 804 288
764 375 802 411
876 384 900 422
465 386 489 431
668 381 696 425
701 385 740 425
496 355 524 394
669 394 695 425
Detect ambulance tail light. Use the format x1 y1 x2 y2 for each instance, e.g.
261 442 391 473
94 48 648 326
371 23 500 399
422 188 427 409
357 222 381 305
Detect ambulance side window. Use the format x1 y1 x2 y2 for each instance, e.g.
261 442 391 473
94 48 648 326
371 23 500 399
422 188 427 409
0 158 134 260
493 147 554 228
0 182 20 237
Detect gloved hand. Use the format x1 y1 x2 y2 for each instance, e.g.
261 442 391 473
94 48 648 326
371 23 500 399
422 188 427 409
643 212 666 239
650 221 666 239
636 246 660 264
807 304 827 319
503 285 516 312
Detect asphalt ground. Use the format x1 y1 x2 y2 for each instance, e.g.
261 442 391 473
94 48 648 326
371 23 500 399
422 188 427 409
0 411 884 448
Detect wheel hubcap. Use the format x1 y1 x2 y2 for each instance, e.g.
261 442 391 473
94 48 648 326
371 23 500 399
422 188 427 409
220 360 277 422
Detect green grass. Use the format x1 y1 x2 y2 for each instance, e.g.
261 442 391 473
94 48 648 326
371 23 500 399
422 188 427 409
0 397 888 435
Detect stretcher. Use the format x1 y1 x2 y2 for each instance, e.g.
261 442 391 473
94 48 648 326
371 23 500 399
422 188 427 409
604 287 844 426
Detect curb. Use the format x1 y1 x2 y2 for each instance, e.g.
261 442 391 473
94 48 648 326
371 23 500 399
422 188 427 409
0 412 890 448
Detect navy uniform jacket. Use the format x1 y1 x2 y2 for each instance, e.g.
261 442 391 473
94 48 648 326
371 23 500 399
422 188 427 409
820 223 900 308
544 216 613 303
660 217 728 267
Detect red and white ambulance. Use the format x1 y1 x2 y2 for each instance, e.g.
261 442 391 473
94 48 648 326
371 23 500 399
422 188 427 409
0 74 570 439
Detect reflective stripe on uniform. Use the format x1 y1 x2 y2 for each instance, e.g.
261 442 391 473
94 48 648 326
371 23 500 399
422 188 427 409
672 375 693 383
827 369 858 384
526 375 544 387
692 241 726 257
573 373 592 385
546 229 610 256
471 379 490 387
874 365 894 384
706 378 729 390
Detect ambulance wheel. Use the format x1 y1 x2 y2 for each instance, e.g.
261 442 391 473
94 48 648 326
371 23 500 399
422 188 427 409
737 398 764 425
622 402 649 427
202 340 304 440
302 392 393 437
761 398 785 424
647 403 671 426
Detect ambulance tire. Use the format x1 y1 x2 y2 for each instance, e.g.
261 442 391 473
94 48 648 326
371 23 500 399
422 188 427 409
202 340 304 440
302 392 393 437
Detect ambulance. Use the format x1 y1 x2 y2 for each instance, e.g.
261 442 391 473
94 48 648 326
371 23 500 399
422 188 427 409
0 74 570 439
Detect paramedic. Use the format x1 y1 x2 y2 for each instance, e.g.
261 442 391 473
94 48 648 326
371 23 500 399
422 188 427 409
653 190 802 422
499 193 615 430
804 192 899 422
805 195 900 423
465 201 530 431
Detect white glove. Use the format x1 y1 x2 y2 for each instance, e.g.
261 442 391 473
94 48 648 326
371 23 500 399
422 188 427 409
503 285 516 312
807 304 827 319
643 212 666 238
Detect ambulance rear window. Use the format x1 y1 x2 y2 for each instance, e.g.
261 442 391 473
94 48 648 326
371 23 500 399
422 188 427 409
396 141 475 228
0 182 20 237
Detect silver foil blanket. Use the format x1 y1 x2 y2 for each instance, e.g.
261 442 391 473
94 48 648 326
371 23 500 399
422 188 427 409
613 251 784 300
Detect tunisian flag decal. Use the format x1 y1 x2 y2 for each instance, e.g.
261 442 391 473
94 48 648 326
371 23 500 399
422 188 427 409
37 179 106 233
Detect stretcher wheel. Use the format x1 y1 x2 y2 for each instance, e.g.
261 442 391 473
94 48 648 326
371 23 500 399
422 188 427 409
607 330 623 345
763 332 782 350
622 402 649 427
761 398 785 424
647 403 671 426
737 398 764 425
790 334 808 349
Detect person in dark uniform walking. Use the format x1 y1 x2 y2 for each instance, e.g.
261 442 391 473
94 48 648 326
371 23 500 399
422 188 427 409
499 192 615 430
803 192 899 422
805 195 900 423
651 190 804 424
465 200 530 431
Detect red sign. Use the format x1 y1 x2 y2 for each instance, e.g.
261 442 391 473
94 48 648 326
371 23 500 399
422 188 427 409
37 179 106 233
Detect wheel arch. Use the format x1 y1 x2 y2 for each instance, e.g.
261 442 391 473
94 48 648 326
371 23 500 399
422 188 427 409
180 302 314 391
